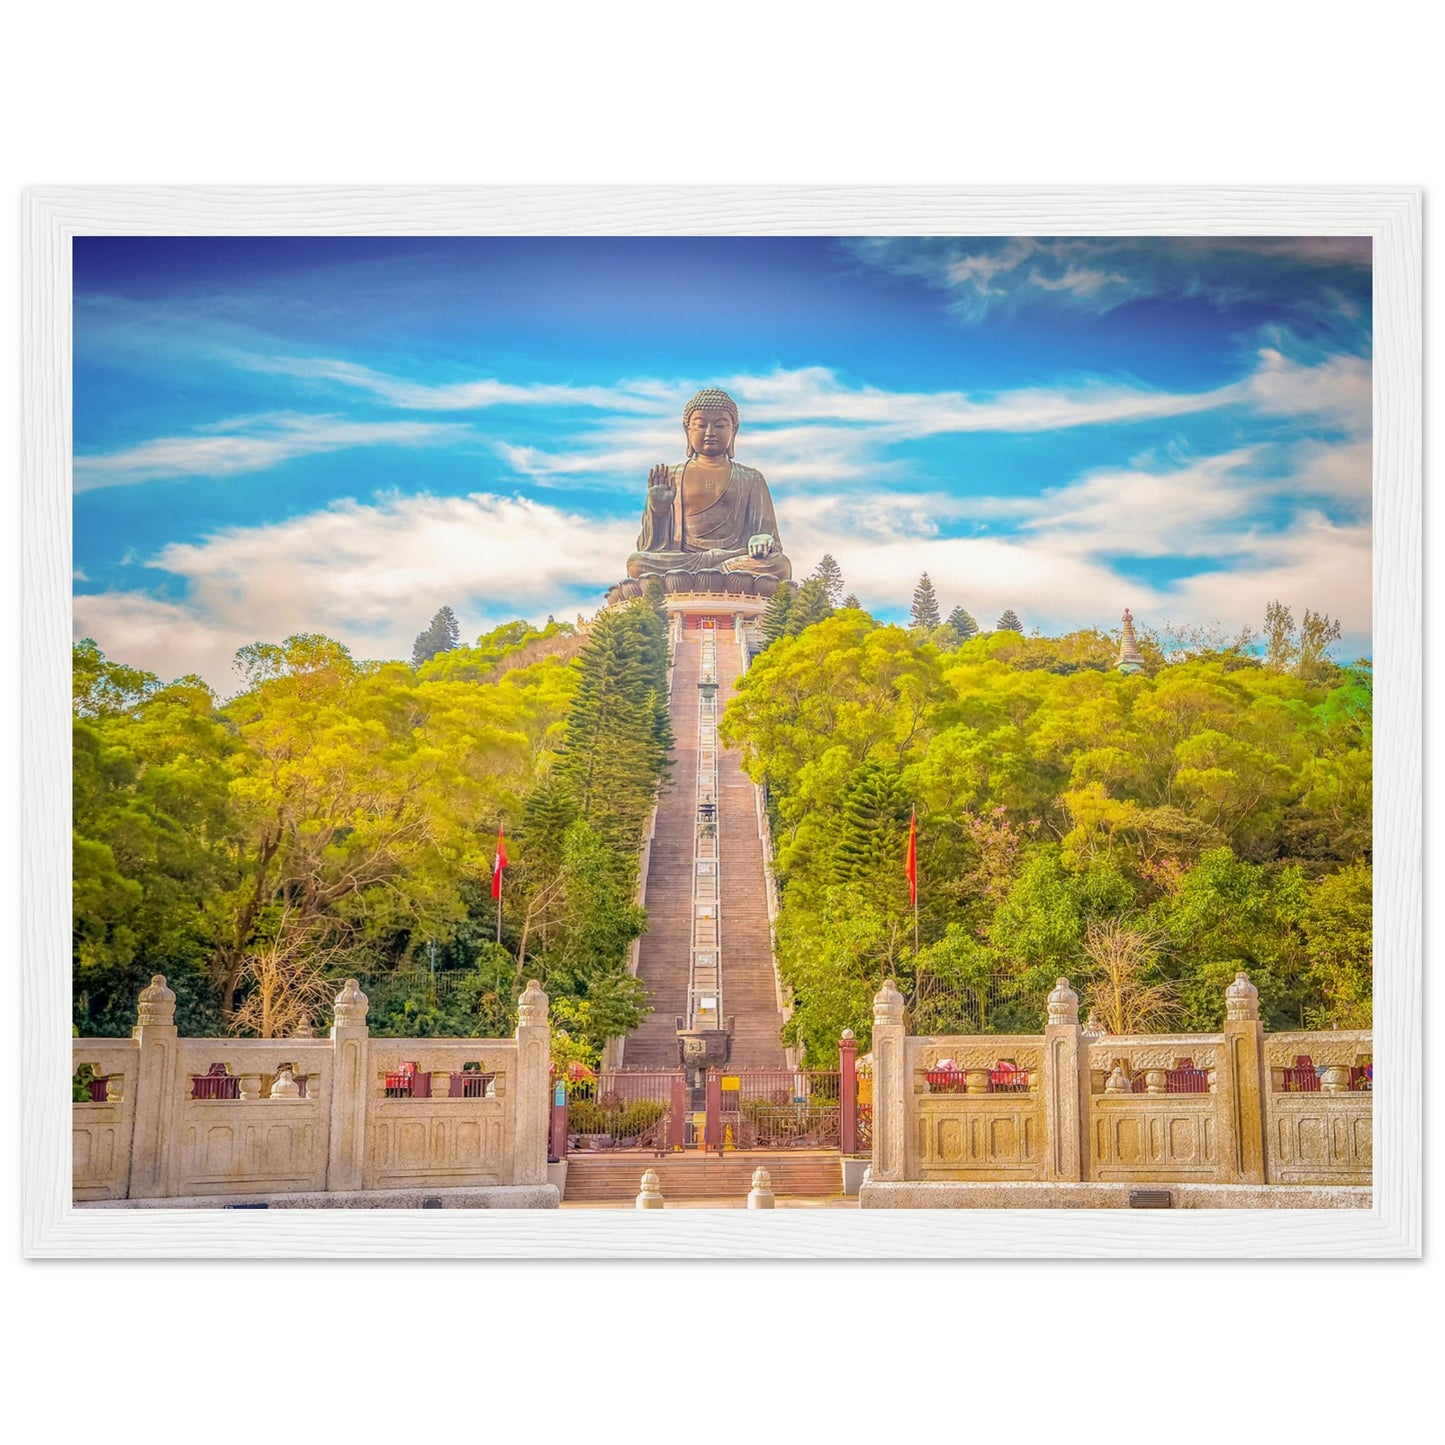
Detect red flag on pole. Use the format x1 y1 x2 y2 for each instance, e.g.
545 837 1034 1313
905 806 918 908
491 822 509 901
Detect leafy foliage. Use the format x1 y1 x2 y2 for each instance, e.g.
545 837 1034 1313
721 606 1371 1051
71 607 667 1060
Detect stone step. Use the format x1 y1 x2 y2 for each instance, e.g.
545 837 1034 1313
562 1150 845 1201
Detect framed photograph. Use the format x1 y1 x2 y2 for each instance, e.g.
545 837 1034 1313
23 186 1420 1257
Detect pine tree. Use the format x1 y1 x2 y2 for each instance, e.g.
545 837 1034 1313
759 583 795 645
842 594 861 611
786 576 833 635
642 577 667 618
946 606 979 643
412 605 462 666
831 758 911 886
520 778 580 878
557 601 673 855
811 554 845 607
995 609 1023 633
910 573 941 630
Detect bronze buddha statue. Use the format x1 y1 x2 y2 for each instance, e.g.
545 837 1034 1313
624 388 792 591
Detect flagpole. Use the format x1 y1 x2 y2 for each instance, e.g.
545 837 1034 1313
493 818 506 947
907 804 919 955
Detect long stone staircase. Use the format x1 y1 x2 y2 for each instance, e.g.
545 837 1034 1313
620 634 701 1068
622 621 787 1071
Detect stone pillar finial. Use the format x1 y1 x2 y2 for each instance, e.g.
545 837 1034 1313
637 1168 664 1210
748 1166 776 1209
333 978 369 1027
1225 971 1259 1022
1047 977 1079 1026
874 978 905 1027
1082 1008 1108 1038
268 1064 300 1099
841 1027 855 1041
136 974 176 1028
517 979 549 1027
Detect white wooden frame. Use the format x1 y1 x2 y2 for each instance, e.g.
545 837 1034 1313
22 187 1421 1258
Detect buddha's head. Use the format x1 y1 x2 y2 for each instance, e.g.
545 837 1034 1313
683 388 739 460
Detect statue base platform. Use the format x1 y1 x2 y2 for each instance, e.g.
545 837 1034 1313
606 571 789 611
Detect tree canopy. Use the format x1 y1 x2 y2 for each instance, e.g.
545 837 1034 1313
720 608 1371 1060
71 610 669 1060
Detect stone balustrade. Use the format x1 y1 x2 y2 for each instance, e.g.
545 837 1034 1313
866 972 1371 1201
73 975 554 1204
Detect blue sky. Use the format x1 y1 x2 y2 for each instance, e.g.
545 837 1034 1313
72 235 1372 691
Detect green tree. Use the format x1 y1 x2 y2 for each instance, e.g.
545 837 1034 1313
774 882 907 1061
995 609 1023 633
831 758 911 888
411 605 462 666
1296 862 1371 1027
946 606 979 643
1297 608 1343 683
811 553 846 607
759 583 794 645
558 602 672 857
785 576 834 634
537 821 650 1051
910 573 941 630
1263 599 1298 673
72 659 241 1034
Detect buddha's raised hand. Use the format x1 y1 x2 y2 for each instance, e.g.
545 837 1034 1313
647 463 675 512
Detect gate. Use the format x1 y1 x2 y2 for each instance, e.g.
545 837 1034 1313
554 1070 684 1154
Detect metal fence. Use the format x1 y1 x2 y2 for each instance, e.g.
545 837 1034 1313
717 1069 843 1150
562 1069 680 1151
908 973 1047 1035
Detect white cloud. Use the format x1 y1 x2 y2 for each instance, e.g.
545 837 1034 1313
843 237 1372 322
1245 348 1372 433
73 591 243 691
76 491 639 690
775 445 1372 653
74 413 472 490
1289 437 1372 507
245 356 674 414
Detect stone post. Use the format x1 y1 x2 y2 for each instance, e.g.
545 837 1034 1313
326 978 370 1193
512 980 551 1186
839 1029 858 1156
705 1069 722 1153
1042 977 1084 1182
637 1168 664 1209
870 979 907 1182
1219 971 1267 1184
747 1166 776 1208
668 1073 687 1151
127 975 180 1199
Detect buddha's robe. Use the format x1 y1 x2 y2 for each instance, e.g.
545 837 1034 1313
627 461 792 580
